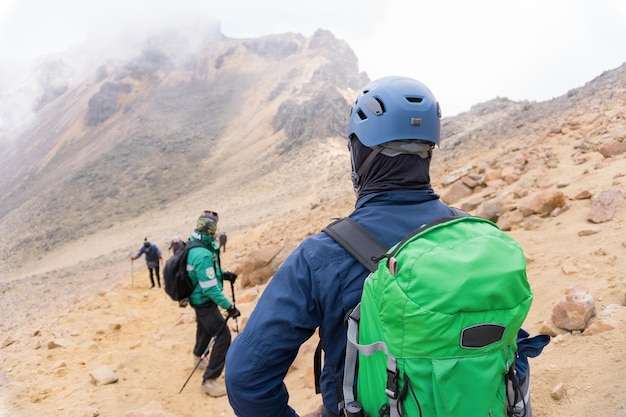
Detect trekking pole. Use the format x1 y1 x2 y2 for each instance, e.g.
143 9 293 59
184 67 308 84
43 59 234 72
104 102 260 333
229 280 239 333
178 315 231 394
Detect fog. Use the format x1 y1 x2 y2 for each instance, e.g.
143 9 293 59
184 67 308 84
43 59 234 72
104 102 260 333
1 0 625 133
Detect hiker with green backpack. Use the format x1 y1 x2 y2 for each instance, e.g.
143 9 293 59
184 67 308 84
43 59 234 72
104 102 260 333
224 77 547 417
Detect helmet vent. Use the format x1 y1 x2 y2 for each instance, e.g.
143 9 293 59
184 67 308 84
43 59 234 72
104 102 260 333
406 97 423 103
364 97 385 115
357 109 367 120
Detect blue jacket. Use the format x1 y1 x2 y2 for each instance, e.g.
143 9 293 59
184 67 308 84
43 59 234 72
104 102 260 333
225 190 455 417
133 243 162 268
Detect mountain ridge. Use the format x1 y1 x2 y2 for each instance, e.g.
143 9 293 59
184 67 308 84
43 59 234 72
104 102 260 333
0 28 364 276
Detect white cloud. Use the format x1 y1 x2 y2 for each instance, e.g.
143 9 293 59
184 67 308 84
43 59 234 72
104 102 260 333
351 0 626 115
0 0 624 116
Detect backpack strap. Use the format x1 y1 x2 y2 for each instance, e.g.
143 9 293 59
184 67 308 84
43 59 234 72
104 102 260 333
183 241 209 289
323 208 467 272
313 218 389 407
323 217 388 273
184 241 208 257
313 329 323 394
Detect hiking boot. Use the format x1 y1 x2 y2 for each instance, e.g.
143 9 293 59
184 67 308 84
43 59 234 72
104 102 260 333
202 379 227 397
193 355 207 370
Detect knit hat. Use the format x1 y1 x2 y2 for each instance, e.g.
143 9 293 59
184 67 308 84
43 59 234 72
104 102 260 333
196 210 219 236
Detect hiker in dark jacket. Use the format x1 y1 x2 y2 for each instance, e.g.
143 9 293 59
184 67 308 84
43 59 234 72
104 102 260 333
187 210 240 398
168 236 185 255
218 232 227 252
225 76 458 417
131 239 163 288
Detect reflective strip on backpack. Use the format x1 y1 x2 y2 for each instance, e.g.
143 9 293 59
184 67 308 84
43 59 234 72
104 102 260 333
342 303 401 417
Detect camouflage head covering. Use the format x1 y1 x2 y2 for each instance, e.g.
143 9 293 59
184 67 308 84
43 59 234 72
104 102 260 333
196 210 219 236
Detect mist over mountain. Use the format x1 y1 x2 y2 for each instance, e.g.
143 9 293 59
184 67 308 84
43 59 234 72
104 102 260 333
0 25 366 277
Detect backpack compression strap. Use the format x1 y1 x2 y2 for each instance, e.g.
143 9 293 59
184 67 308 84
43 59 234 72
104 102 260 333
343 303 401 417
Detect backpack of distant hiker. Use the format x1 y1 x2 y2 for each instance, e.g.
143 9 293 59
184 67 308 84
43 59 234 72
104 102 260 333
173 240 186 254
163 241 207 302
322 214 549 417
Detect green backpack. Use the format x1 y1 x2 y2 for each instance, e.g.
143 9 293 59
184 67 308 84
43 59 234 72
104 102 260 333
324 215 534 417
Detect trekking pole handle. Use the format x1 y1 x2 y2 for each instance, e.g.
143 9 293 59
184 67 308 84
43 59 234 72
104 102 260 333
229 280 239 333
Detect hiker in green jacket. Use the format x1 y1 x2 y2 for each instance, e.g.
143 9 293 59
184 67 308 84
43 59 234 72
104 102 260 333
186 210 240 397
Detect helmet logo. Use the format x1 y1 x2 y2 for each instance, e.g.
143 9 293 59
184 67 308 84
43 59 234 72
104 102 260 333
410 118 422 126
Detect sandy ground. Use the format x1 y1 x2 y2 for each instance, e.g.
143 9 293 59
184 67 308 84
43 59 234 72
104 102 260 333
2 132 626 417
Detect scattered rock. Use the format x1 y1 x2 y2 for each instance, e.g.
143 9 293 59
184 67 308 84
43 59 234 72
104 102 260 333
497 210 524 231
441 163 474 186
587 189 624 223
53 360 69 377
460 197 482 212
574 190 592 199
482 196 513 222
500 166 521 184
48 338 76 349
89 366 118 386
538 319 569 337
577 228 601 236
551 382 565 400
441 181 473 205
582 319 614 336
551 288 596 331
561 258 579 275
520 190 566 217
2 336 16 348
597 140 626 158
53 360 67 369
239 244 284 287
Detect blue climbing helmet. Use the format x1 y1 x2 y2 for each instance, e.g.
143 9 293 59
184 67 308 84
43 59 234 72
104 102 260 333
348 76 442 147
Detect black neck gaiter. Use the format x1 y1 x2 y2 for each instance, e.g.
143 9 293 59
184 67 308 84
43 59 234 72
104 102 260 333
350 138 434 200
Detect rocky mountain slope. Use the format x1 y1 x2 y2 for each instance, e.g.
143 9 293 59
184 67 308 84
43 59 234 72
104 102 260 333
0 24 625 417
0 25 365 278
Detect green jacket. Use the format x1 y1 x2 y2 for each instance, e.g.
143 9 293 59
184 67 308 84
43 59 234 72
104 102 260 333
187 230 232 309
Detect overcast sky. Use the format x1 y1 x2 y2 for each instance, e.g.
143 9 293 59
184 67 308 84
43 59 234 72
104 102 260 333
1 0 625 116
